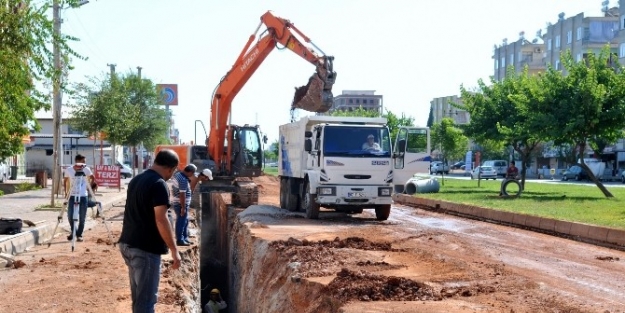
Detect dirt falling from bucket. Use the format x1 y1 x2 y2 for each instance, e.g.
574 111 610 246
292 67 334 113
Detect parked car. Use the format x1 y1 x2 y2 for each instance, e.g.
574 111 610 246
430 161 449 174
561 165 589 181
0 161 7 183
482 160 508 177
451 161 465 170
471 166 497 180
116 161 133 179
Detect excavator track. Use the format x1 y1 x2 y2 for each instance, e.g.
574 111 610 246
232 179 259 207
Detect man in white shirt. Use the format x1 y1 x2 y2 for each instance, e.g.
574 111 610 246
63 154 95 242
362 134 381 151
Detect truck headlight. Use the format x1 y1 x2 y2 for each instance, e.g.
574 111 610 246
378 187 392 196
318 187 336 196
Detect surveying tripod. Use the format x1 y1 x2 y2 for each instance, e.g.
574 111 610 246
45 164 114 252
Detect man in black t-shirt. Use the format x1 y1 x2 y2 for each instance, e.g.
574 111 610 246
118 149 180 313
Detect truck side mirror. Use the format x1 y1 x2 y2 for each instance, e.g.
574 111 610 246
262 135 268 144
305 131 313 138
304 139 312 152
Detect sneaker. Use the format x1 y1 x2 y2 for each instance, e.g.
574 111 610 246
176 241 190 246
184 240 194 245
67 235 73 241
77 237 84 242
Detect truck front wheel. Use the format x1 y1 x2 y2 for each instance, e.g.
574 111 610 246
301 180 320 219
375 205 391 221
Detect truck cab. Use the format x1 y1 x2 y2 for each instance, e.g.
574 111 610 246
279 116 393 220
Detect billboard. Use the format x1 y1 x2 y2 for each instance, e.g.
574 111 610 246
156 84 178 106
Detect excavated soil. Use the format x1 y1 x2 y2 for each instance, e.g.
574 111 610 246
230 174 625 313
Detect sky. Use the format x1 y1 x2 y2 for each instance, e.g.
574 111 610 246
46 0 605 146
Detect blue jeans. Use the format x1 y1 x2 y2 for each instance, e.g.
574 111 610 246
119 243 161 313
173 203 189 243
67 196 87 237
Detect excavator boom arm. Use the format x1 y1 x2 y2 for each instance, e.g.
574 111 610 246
208 11 337 174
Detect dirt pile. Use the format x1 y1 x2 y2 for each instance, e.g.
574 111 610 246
291 67 333 113
269 236 405 277
324 268 439 302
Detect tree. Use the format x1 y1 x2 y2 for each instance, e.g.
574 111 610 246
426 106 434 128
69 76 116 165
535 48 625 197
431 117 468 184
0 0 82 158
460 67 543 188
70 71 169 172
431 118 468 162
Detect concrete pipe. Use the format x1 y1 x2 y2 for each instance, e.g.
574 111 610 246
404 177 440 195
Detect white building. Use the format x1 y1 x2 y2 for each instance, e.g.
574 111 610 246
25 113 122 175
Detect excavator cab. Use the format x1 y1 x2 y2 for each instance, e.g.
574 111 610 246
228 124 263 178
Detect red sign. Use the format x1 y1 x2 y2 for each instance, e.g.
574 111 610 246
94 165 121 187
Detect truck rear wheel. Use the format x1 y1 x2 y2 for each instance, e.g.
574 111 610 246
301 180 320 219
280 177 299 211
374 205 391 221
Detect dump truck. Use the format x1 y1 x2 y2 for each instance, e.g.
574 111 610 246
278 116 393 220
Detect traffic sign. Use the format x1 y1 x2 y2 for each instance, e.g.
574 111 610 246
157 84 178 106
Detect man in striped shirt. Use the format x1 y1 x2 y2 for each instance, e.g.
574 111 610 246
170 164 197 246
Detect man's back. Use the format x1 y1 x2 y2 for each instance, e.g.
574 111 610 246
119 169 169 255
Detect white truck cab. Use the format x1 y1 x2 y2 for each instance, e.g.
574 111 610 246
278 116 393 220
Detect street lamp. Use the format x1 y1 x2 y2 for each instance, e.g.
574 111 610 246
194 120 207 145
51 0 89 205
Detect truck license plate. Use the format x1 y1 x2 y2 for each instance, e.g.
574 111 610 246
348 192 365 198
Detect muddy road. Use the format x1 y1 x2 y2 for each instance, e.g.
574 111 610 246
343 206 625 312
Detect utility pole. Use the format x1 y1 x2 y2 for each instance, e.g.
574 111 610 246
137 66 144 173
103 64 116 166
51 0 63 206
107 63 116 76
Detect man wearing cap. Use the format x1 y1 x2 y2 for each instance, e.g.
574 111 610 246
170 164 198 246
362 134 381 151
204 288 227 313
189 169 213 230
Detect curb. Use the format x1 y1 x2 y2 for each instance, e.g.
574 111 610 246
393 194 625 250
0 192 127 256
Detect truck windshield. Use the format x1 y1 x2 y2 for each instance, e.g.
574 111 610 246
323 126 391 157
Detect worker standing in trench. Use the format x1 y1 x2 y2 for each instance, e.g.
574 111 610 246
204 288 227 313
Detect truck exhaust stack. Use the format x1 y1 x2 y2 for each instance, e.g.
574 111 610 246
291 65 336 113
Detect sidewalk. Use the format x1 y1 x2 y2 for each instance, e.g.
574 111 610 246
0 180 127 256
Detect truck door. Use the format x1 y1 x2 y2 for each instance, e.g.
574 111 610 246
392 127 431 193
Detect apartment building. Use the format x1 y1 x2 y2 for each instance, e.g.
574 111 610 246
429 95 469 125
618 0 625 62
493 34 546 81
542 10 618 71
329 90 383 115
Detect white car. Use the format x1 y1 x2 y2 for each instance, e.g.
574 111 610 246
116 162 133 179
0 161 8 182
430 161 450 174
471 166 497 180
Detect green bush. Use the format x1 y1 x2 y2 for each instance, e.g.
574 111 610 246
14 182 41 193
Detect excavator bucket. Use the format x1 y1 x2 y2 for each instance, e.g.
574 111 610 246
292 66 336 113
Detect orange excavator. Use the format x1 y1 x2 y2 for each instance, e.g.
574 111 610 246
199 10 337 206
